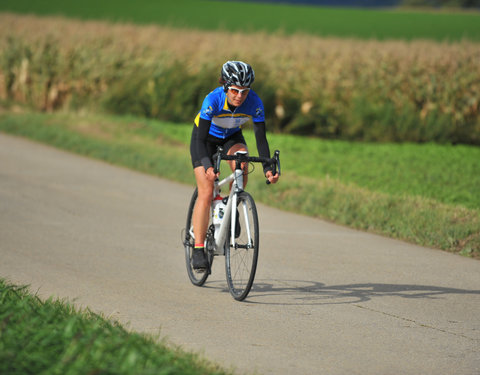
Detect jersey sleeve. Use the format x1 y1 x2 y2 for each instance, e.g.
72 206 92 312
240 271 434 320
198 91 217 122
251 95 265 123
253 121 272 174
194 117 214 171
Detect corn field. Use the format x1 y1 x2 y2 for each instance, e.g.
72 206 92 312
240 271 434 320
1 13 479 144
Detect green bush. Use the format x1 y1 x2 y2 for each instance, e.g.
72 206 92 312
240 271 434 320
102 61 219 122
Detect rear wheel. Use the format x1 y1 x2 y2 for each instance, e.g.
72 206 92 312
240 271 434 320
184 188 213 286
225 192 259 301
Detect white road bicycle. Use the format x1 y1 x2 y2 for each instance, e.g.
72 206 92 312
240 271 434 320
182 147 280 301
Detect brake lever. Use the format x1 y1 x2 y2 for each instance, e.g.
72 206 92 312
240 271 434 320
275 150 281 176
266 150 280 185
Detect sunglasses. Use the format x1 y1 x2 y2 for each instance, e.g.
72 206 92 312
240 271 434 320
228 87 250 95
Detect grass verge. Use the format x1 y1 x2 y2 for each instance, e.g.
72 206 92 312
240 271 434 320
0 109 478 258
0 278 231 375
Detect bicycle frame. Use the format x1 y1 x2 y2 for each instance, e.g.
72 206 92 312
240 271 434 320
212 151 249 255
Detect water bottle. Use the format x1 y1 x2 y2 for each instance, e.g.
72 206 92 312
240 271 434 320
212 195 226 238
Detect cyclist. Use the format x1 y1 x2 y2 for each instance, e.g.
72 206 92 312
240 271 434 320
190 60 279 270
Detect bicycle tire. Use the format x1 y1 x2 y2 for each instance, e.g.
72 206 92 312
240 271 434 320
225 191 259 301
184 188 212 286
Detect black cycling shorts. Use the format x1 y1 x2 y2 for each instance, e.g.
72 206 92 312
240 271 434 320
190 128 247 169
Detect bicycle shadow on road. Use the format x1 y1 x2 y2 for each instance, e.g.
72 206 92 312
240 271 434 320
235 280 480 305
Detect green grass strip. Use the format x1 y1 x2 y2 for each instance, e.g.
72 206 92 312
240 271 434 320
0 278 230 375
0 110 478 258
1 0 479 41
246 133 480 211
249 174 479 257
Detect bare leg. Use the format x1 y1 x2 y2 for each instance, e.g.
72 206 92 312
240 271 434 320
227 143 249 187
192 143 247 245
192 166 214 246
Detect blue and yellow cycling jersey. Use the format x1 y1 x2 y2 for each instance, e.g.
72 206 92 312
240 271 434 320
194 87 265 139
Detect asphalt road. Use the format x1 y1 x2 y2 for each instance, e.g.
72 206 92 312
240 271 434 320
1 132 479 375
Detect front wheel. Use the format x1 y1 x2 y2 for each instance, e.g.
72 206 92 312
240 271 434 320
225 192 259 301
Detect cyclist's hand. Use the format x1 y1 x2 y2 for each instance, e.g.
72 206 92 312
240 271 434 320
205 167 218 182
266 170 279 184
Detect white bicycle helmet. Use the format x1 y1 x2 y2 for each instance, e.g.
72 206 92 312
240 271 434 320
221 61 255 91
